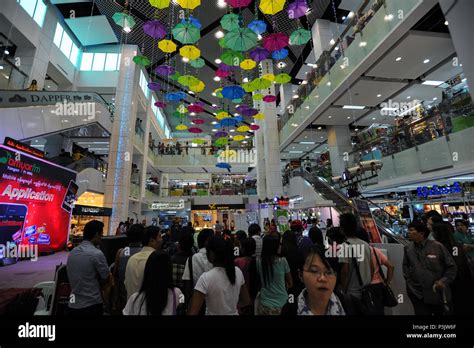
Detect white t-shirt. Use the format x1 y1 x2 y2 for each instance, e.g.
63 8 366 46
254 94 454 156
122 288 182 315
182 248 213 286
194 267 245 315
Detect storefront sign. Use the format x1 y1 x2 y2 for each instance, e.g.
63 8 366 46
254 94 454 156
73 205 112 216
416 182 462 197
150 201 185 210
4 138 45 159
192 204 246 211
0 90 103 108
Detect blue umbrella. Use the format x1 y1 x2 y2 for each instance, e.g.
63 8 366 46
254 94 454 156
220 118 239 127
182 16 202 29
165 91 187 101
222 85 245 100
216 162 232 172
272 48 289 60
248 20 267 35
234 115 244 123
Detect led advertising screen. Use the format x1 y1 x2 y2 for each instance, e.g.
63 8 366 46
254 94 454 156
0 144 77 253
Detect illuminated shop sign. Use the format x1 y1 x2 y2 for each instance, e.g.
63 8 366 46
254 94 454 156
192 204 246 211
4 138 45 159
73 205 112 216
416 182 462 197
150 201 185 210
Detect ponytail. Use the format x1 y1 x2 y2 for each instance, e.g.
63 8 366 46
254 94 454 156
207 236 236 285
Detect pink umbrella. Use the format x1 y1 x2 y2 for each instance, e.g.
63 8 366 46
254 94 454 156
154 101 167 108
225 0 252 8
188 104 204 113
250 124 260 130
143 20 167 39
216 69 231 78
263 95 276 103
192 118 205 125
287 0 308 19
263 33 289 52
249 47 269 62
188 127 203 133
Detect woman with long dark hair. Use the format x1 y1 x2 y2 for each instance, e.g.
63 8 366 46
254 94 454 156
188 236 249 315
123 251 182 315
280 231 303 298
257 235 293 315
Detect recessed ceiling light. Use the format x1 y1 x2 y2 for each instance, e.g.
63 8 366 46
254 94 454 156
396 57 402 62
444 20 448 25
384 14 394 21
215 58 222 64
328 116 332 119
372 117 376 120
213 76 221 81
342 16 346 20
343 105 365 110
212 129 217 132
230 129 235 132
123 26 132 33
347 116 351 119
317 126 322 130
217 0 226 8
359 41 367 47
407 96 411 99
302 80 308 85
0 66 3 70
327 82 331 86
422 80 444 86
182 57 189 63
305 106 310 109
242 77 249 83
292 95 299 99
277 62 287 69
423 59 430 64
215 30 224 39
355 128 359 131
329 39 336 45
377 94 382 98
212 121 217 125
348 11 355 19
433 97 438 101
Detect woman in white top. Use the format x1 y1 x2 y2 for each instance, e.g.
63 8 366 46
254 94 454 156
188 236 250 315
123 251 182 315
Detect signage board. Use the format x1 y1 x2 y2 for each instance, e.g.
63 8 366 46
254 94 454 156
150 201 185 210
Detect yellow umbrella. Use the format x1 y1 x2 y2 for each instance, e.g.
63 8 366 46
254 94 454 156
149 0 170 9
216 111 230 120
233 135 245 141
176 0 201 10
176 124 188 131
262 73 275 81
253 113 265 120
180 45 200 60
259 0 286 15
240 59 257 70
237 125 250 132
158 39 177 53
189 80 205 93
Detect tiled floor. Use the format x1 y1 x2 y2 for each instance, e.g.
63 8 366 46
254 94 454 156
0 252 68 289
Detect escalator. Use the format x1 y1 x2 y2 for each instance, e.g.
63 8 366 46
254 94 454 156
295 168 408 245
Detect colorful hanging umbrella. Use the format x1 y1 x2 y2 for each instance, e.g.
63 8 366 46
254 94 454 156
240 59 257 70
241 108 259 117
218 63 234 72
216 111 230 120
220 13 241 31
155 65 175 76
259 0 286 15
242 82 255 92
179 45 201 60
192 118 205 125
189 81 205 93
263 33 289 52
252 93 263 100
222 86 245 100
169 72 182 81
189 57 205 68
236 105 249 113
176 0 201 10
221 50 244 66
215 131 228 137
250 124 260 130
274 73 291 84
176 124 188 131
133 55 151 66
182 16 202 29
213 88 223 98
233 135 245 141
225 0 251 8
188 127 203 133
166 92 187 101
173 111 187 118
178 75 200 87
188 104 204 113
155 101 167 108
263 95 277 103
287 0 308 19
249 47 269 62
237 125 250 132
224 28 258 52
215 138 229 146
289 28 311 45
218 37 227 48
253 113 265 120
172 23 200 44
216 69 232 78
149 0 170 9
216 162 232 170
193 139 206 144
234 115 244 122
158 39 177 53
248 20 267 35
272 48 289 60
250 77 272 90
112 12 136 29
262 73 275 81
143 20 167 39
220 118 239 127
147 82 161 91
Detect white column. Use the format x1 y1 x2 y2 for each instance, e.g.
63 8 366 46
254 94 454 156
140 112 151 201
279 83 294 111
311 19 342 61
260 59 283 198
104 45 140 235
327 125 352 177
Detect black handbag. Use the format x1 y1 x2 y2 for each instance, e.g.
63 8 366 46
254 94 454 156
372 247 398 308
350 257 379 315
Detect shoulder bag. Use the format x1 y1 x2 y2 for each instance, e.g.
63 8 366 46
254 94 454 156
372 247 397 307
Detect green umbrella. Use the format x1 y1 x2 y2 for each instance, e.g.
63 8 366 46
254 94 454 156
178 75 200 87
172 22 200 44
214 137 229 147
252 93 263 100
189 57 205 68
169 72 182 81
112 12 136 29
250 77 271 90
133 55 151 66
218 37 227 48
274 73 291 84
220 13 241 31
232 98 243 103
220 50 244 66
289 28 312 46
224 28 258 52
242 82 255 93
193 138 206 145
173 111 187 118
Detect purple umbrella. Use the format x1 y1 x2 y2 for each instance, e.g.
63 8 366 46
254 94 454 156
194 101 206 107
143 20 167 39
155 65 175 76
218 63 234 72
241 108 258 117
250 47 270 62
215 131 228 137
236 105 250 113
147 82 161 91
287 0 308 19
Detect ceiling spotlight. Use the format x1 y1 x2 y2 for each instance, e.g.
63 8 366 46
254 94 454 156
342 16 346 20
0 66 3 70
215 30 225 39
377 94 382 98
372 117 376 120
444 20 448 26
215 58 222 64
212 92 217 96
213 76 221 81
277 61 287 69
4 49 10 55
355 128 359 131
407 96 411 99
396 57 402 62
292 95 299 99
212 121 218 125
329 39 336 45
217 0 226 8
327 82 331 86
328 116 332 119
423 59 430 64
190 112 196 116
317 126 322 130
348 11 355 19
359 41 367 47
243 77 249 83
123 26 132 33
384 14 394 21
302 80 308 85
182 57 189 63
230 129 235 132
212 129 217 132
257 34 263 41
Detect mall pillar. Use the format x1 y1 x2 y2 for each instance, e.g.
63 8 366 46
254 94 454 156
104 45 140 235
260 59 283 198
439 1 474 99
15 47 49 90
279 83 295 112
327 125 352 177
311 19 343 61
139 111 151 204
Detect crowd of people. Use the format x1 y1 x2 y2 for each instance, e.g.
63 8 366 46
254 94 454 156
65 209 474 316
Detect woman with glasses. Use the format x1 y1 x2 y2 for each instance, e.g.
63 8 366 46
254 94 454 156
282 245 345 315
